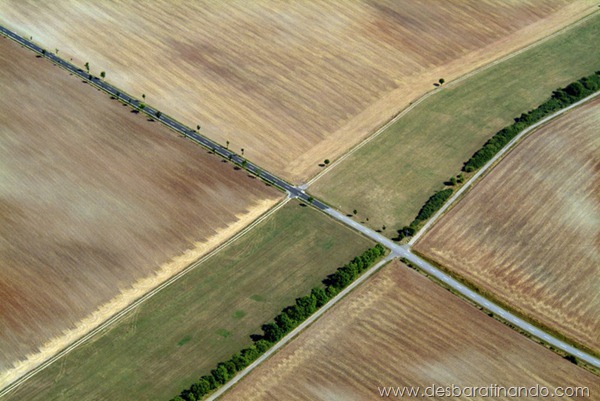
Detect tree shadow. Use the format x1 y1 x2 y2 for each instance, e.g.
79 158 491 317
318 163 325 167
130 109 139 114
433 83 440 87
298 203 307 207
233 166 241 171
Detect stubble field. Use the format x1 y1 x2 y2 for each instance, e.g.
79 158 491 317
0 0 594 182
0 37 281 387
414 98 600 355
311 10 600 233
3 201 374 401
222 261 600 401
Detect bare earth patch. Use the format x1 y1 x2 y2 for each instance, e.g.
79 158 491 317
0 0 595 182
222 261 600 401
415 98 600 355
0 38 281 387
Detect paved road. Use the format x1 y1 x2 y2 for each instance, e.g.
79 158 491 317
0 24 319 205
1 24 598 399
410 91 600 245
205 253 397 401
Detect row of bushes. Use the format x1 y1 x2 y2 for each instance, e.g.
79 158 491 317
171 243 386 401
463 71 600 172
395 189 453 240
395 70 600 241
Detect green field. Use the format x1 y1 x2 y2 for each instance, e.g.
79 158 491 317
6 201 373 401
311 13 600 234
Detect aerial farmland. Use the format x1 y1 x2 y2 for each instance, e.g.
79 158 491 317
0 1 599 400
222 262 600 401
2 201 375 401
415 97 600 355
311 11 600 233
0 0 594 182
0 37 281 388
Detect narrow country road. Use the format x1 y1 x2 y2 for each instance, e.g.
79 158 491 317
0 24 598 401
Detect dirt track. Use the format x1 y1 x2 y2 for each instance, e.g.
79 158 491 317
0 37 280 385
0 0 594 182
415 98 600 355
222 262 600 400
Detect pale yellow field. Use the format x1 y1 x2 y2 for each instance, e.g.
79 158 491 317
0 37 281 386
0 0 595 182
223 262 600 401
415 98 600 355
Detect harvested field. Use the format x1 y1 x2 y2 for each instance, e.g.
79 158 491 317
223 261 600 401
0 1 595 182
312 11 600 233
415 98 600 355
0 38 281 387
3 201 374 401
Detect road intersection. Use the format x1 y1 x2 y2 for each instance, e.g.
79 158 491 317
0 23 598 399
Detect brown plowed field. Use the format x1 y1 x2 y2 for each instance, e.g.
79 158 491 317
0 38 280 385
223 262 600 401
415 98 600 355
0 0 595 182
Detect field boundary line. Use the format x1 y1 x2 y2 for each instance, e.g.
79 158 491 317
303 8 599 189
0 197 290 398
409 91 600 246
205 254 396 401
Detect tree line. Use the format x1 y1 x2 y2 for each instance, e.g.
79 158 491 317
171 243 386 401
395 188 453 241
395 70 600 241
463 71 600 172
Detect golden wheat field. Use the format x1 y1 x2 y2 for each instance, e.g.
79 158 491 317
222 261 600 401
415 98 600 355
0 0 595 182
0 37 281 386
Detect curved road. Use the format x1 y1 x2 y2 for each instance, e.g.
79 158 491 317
0 24 598 399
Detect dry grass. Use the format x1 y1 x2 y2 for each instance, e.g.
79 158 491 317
0 0 595 182
0 37 281 384
2 201 374 401
222 261 600 401
310 11 600 233
415 98 600 355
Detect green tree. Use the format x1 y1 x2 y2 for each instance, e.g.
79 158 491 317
353 209 357 215
439 78 445 85
324 159 330 165
241 159 247 168
84 62 89 73
55 48 59 55
196 124 200 131
311 287 328 307
142 93 146 101
226 140 230 149
241 148 245 156
211 364 229 385
100 71 105 79
275 312 295 332
156 111 162 119
307 196 314 203
262 322 282 343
